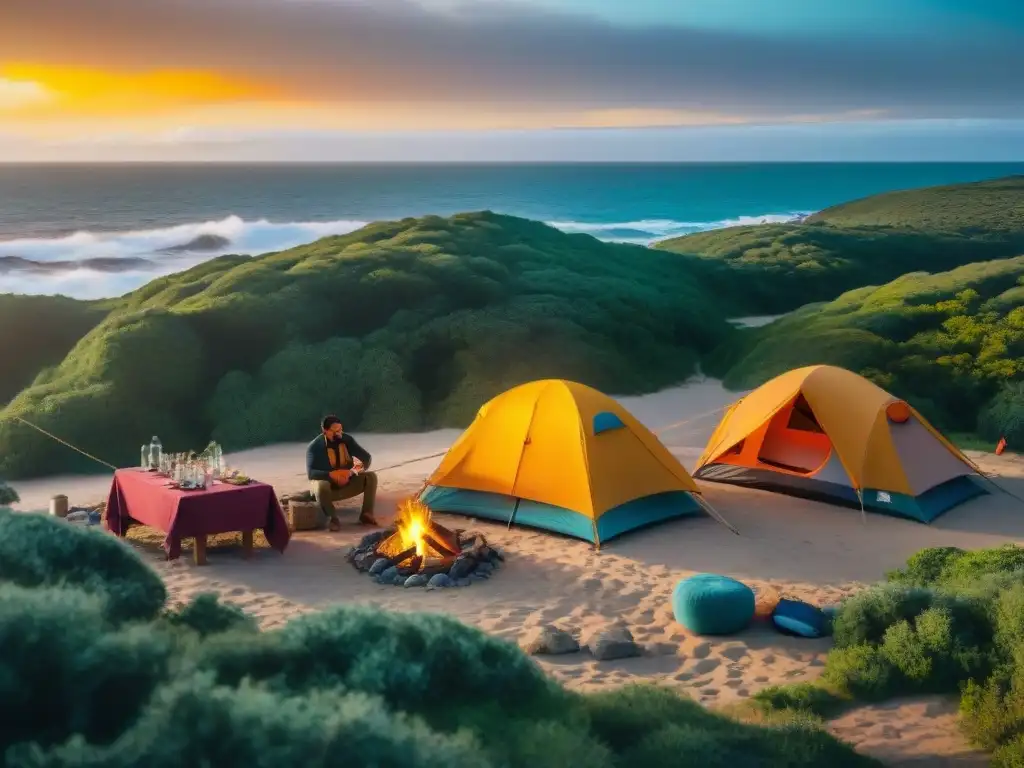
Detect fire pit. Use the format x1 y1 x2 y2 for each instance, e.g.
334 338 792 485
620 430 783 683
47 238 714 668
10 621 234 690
347 499 504 588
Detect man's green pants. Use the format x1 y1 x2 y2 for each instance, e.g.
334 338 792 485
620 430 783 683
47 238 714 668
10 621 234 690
311 471 378 521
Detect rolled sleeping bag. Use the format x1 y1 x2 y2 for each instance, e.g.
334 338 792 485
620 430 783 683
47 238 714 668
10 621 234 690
771 598 827 638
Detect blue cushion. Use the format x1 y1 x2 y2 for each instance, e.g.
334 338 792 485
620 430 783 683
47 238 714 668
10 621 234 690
771 598 827 638
672 574 756 635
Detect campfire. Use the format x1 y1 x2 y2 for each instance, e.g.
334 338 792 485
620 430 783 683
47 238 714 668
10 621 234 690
348 499 504 588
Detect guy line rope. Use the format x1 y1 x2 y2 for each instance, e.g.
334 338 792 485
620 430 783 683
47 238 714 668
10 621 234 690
3 403 732 478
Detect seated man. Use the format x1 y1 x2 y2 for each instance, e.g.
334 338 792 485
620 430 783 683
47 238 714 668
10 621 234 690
306 415 378 531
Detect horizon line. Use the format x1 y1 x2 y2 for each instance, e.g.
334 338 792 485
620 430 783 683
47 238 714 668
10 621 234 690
2 159 1024 167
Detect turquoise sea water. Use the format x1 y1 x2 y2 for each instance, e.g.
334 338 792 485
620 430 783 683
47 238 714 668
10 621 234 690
0 162 1021 299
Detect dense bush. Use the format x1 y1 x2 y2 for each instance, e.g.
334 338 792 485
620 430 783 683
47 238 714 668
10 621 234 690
0 479 17 507
710 258 1024 440
0 509 166 623
0 212 735 479
0 511 877 766
753 544 1024 763
980 382 1024 449
658 176 1024 314
0 294 109 407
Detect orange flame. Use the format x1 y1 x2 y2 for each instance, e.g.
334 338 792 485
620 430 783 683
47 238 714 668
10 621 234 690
395 498 432 558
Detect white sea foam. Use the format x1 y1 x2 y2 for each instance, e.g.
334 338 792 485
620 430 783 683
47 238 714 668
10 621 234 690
0 211 812 299
547 212 810 244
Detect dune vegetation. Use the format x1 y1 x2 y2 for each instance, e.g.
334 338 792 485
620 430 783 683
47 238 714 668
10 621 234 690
0 509 878 767
0 294 109 407
656 176 1024 314
0 176 1021 479
0 212 734 479
707 256 1024 446
747 544 1024 767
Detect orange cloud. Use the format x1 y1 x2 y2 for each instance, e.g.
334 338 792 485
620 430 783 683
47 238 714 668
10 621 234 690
0 63 277 117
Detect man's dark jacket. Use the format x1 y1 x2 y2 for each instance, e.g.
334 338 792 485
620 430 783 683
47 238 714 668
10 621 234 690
306 433 372 482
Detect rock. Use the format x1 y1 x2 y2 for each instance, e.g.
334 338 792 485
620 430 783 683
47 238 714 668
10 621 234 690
587 625 642 661
472 571 490 580
427 573 452 589
404 574 429 588
521 625 580 655
380 566 399 584
368 558 390 576
455 578 472 588
476 561 494 575
359 530 389 550
158 234 231 253
449 555 476 580
353 551 377 571
488 547 505 563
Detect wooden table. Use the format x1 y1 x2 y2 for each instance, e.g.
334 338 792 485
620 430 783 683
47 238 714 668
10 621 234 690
105 468 290 564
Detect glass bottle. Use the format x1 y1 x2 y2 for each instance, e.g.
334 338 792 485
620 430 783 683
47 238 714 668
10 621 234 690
140 444 149 469
149 436 162 470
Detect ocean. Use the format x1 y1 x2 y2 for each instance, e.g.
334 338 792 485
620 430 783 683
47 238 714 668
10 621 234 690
1 162 1022 300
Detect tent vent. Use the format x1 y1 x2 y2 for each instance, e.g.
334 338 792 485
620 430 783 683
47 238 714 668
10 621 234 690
593 412 626 435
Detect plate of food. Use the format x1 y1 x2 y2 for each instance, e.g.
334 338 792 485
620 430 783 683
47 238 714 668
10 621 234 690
219 473 252 486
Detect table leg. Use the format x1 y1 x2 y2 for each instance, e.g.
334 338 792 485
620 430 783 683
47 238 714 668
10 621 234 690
194 535 208 566
242 530 254 560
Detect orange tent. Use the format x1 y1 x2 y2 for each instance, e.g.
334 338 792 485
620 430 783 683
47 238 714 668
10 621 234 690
694 366 987 522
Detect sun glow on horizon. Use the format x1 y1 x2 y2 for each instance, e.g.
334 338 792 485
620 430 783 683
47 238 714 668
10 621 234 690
0 64 277 117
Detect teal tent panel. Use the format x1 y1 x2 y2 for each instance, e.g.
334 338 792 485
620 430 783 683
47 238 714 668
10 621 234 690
863 475 987 523
696 464 987 524
419 486 701 544
596 491 702 541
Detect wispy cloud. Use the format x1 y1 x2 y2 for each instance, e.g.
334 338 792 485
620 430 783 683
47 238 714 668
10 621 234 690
2 0 1022 120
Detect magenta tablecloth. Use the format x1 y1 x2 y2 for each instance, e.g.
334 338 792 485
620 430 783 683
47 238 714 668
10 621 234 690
105 468 290 559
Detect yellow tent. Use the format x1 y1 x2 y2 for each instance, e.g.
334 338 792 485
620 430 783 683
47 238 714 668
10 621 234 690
419 379 704 545
694 365 986 522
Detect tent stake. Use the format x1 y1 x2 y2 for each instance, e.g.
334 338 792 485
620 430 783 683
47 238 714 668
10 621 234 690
856 489 867 525
506 498 521 530
694 494 740 536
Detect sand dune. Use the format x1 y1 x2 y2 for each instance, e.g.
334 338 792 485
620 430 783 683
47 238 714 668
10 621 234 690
10 378 1022 766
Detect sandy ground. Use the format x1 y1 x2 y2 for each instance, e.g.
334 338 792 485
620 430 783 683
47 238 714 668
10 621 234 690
10 377 1022 767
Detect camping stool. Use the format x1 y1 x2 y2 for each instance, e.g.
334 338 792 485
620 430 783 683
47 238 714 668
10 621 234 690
672 574 756 636
288 500 325 532
751 584 781 620
49 495 69 519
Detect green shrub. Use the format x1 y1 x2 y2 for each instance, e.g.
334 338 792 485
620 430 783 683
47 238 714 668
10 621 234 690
0 479 17 506
195 606 564 720
992 734 1024 768
0 509 166 623
0 584 174 753
749 683 848 719
583 685 873 767
820 644 897 700
888 545 1024 588
160 593 258 637
0 514 878 767
980 382 1024 448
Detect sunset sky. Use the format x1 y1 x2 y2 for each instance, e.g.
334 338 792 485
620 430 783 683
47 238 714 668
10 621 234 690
1 0 1022 161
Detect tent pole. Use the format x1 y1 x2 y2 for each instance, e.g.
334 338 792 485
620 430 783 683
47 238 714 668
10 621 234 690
506 498 521 530
694 494 740 536
856 489 867 525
